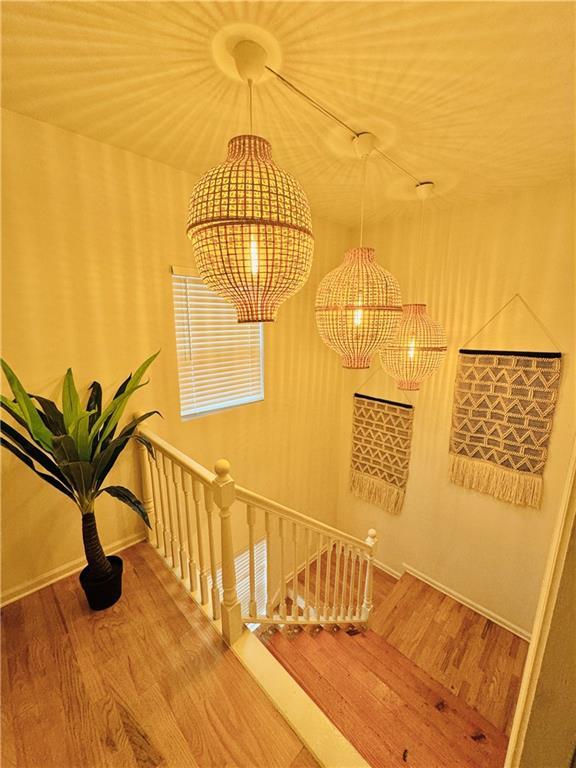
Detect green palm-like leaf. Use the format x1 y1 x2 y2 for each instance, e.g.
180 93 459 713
92 411 159 490
31 395 66 435
0 437 75 500
52 434 80 464
62 368 82 434
1 420 73 490
60 461 94 500
86 382 102 430
99 485 150 527
1 360 53 450
1 396 30 432
88 351 159 452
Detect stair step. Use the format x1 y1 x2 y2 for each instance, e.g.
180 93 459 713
262 629 397 768
318 629 508 766
263 627 508 768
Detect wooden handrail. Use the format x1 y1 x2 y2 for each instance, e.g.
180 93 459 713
235 485 370 551
138 425 215 485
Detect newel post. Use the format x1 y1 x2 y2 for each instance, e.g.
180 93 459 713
362 528 378 625
212 459 243 645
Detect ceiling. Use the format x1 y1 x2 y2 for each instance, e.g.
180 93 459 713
2 1 574 226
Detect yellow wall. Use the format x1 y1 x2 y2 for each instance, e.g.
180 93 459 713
335 181 575 634
1 109 347 601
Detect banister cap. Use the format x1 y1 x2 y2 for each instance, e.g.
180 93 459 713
214 458 231 477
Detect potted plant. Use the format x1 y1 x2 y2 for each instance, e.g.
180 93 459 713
0 353 159 610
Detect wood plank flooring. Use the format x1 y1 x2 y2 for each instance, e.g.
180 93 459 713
371 573 528 735
261 626 509 768
263 563 529 768
1 543 319 768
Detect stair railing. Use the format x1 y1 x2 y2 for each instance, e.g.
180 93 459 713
138 422 377 645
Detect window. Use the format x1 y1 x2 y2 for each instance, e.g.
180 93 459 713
171 267 264 417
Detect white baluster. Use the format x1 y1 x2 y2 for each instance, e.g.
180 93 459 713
323 539 333 619
304 528 311 621
332 541 342 620
158 453 173 565
172 462 187 579
279 518 287 621
212 460 242 645
339 545 350 620
314 533 322 620
150 453 165 556
247 504 257 618
347 548 357 619
362 529 378 624
162 455 178 567
141 446 157 548
356 549 364 618
182 472 198 593
194 480 209 604
204 485 221 621
292 523 299 620
265 511 274 618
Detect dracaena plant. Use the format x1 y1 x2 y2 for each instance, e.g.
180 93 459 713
0 353 159 579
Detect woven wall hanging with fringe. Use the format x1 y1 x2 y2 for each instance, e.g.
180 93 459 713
449 350 562 509
350 394 414 514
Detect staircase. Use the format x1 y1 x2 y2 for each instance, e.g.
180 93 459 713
136 424 522 768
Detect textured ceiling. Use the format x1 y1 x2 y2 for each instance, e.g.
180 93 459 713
2 1 574 226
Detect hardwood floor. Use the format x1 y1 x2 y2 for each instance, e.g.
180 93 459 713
263 561 529 768
1 543 319 768
261 626 509 768
371 572 528 735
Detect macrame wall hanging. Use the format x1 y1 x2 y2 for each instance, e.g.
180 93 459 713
449 294 562 509
350 393 414 514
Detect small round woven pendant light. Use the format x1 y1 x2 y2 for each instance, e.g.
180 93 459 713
186 42 314 323
315 134 402 368
379 303 447 390
315 247 402 368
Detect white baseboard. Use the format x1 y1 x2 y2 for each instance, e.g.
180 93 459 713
403 563 532 642
374 558 402 580
1 532 147 607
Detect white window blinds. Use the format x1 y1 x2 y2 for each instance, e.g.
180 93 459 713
172 269 264 417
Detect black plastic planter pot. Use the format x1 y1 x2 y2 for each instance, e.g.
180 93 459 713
79 555 123 611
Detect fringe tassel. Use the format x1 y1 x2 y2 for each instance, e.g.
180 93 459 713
350 470 405 514
449 453 542 509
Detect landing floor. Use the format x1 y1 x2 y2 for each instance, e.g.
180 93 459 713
1 542 318 768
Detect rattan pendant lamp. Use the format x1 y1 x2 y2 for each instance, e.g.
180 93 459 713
379 182 447 389
315 134 402 368
186 41 314 323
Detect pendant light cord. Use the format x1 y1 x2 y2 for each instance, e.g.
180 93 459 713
248 79 254 134
265 64 422 185
359 155 367 247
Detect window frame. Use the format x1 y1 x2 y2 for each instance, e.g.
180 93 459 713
171 267 265 420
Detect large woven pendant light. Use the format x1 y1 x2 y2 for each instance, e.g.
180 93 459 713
186 41 314 323
315 134 402 368
379 182 447 389
380 303 447 390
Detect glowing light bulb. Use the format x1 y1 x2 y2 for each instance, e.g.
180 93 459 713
407 338 416 360
250 234 259 275
353 293 363 327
